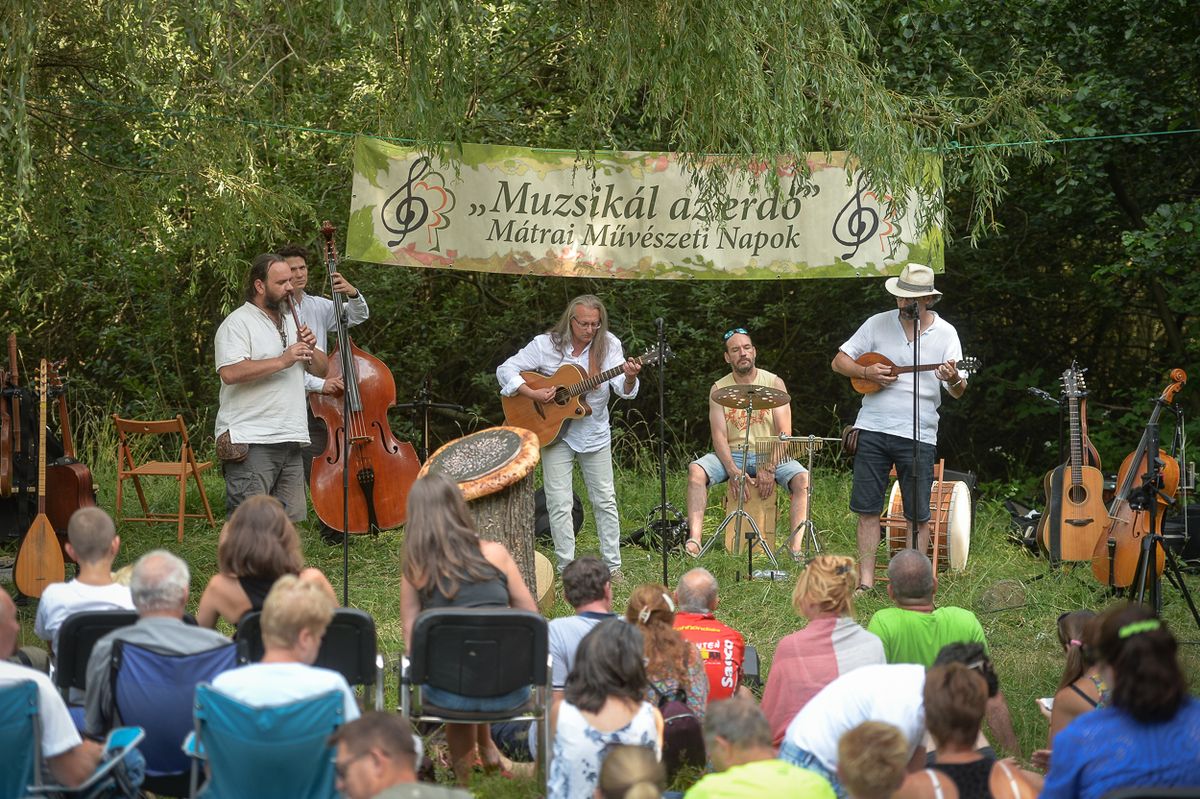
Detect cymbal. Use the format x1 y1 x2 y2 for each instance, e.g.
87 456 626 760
710 384 790 410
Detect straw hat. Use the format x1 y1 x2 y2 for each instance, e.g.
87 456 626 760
885 263 942 298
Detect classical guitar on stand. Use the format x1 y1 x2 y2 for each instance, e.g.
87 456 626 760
502 344 673 446
849 353 980 395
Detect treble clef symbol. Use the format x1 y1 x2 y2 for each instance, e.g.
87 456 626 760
381 157 431 246
832 172 879 260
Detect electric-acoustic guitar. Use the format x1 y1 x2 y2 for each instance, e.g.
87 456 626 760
502 345 672 447
849 353 980 395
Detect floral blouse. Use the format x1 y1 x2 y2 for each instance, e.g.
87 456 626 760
645 641 710 719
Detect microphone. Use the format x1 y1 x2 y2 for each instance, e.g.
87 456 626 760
901 301 919 320
1027 387 1056 403
655 317 664 331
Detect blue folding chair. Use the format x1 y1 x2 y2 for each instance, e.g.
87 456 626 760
112 641 237 796
188 684 345 799
0 680 39 799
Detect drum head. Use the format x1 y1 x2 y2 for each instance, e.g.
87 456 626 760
418 425 540 501
947 480 972 570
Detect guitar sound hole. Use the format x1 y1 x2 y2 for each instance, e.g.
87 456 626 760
553 389 568 405
1067 486 1088 504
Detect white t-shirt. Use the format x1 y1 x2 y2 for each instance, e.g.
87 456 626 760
0 660 82 758
783 662 926 770
839 310 963 445
214 302 309 444
210 661 360 721
34 581 134 650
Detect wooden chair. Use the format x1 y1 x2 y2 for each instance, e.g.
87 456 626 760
113 414 215 542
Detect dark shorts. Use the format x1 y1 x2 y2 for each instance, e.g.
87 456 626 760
849 429 936 522
223 442 306 522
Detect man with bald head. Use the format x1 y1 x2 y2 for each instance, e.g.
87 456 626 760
673 567 746 701
84 550 230 737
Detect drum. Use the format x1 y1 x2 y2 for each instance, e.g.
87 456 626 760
884 480 972 570
419 425 541 587
722 478 778 554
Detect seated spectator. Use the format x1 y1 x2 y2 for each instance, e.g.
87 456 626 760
780 663 927 799
330 712 469 799
761 555 884 746
1048 610 1107 741
895 663 1034 799
400 473 537 784
0 590 105 787
549 618 661 799
1041 603 1200 799
837 722 912 799
867 549 1020 756
686 697 836 799
596 744 665 799
85 550 230 737
672 568 746 702
197 495 335 629
626 584 709 718
211 574 359 721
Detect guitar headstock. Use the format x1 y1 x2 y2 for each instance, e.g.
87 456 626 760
957 356 981 380
45 359 67 398
639 343 675 368
1060 362 1087 398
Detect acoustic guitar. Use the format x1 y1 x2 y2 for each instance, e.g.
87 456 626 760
850 353 980 394
14 360 66 598
502 345 672 446
1037 365 1108 562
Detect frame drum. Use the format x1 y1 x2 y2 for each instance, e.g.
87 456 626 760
885 480 972 570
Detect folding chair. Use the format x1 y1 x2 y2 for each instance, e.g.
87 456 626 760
742 643 761 689
237 608 384 710
188 684 344 799
54 609 139 726
400 608 551 787
112 641 238 797
113 414 215 542
1102 790 1200 799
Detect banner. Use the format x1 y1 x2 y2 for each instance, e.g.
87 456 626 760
347 137 942 280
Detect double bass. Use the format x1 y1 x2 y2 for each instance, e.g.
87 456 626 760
1091 369 1186 588
307 221 420 533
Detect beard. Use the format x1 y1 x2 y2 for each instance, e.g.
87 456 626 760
733 357 755 376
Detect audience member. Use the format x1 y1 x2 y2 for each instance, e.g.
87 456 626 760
84 550 230 736
35 507 134 655
0 590 105 787
895 663 1034 799
836 722 911 799
780 663 927 799
1047 610 1107 741
686 697 836 799
867 550 1019 755
761 555 884 745
596 744 665 799
626 584 709 718
212 574 357 719
329 712 469 799
197 495 335 629
549 618 661 799
1041 603 1200 799
672 568 746 702
400 473 537 785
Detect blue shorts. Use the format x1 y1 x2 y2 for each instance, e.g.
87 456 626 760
849 429 935 522
421 684 530 713
692 450 806 488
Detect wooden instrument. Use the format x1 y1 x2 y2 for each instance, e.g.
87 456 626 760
850 353 980 395
502 344 672 447
1037 365 1108 562
308 221 420 533
1091 369 1186 588
754 437 823 472
1 334 20 497
14 360 66 598
45 361 98 536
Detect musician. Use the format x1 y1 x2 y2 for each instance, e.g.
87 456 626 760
684 328 809 558
215 253 328 521
496 295 641 576
831 264 965 591
279 243 369 541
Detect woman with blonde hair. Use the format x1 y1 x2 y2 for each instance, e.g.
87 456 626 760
400 472 538 785
761 554 884 746
594 744 665 799
197 494 335 629
625 583 709 718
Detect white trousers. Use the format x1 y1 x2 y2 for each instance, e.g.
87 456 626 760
541 441 621 571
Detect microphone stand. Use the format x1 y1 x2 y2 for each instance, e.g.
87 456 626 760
652 317 675 585
394 379 464 463
908 301 921 550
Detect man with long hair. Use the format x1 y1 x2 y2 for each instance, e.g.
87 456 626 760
496 294 641 576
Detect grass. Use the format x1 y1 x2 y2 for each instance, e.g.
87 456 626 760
6 443 1200 797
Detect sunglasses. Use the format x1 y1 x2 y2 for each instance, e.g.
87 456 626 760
723 327 749 341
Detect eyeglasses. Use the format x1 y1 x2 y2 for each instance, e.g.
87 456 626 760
572 317 602 330
723 327 749 341
333 751 369 780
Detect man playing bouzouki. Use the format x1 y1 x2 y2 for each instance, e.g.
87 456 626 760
831 263 965 591
497 295 641 576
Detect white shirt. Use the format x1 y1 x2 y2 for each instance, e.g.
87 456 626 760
0 660 82 758
783 662 926 771
34 580 134 651
214 302 309 444
839 310 963 445
292 290 369 394
496 332 638 453
211 661 361 721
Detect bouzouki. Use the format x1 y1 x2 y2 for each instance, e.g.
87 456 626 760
14 360 66 598
1037 365 1108 562
502 344 673 447
850 353 980 394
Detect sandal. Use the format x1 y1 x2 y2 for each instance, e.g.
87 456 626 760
683 539 702 559
855 584 875 595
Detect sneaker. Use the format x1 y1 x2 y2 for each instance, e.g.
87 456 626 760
608 568 625 584
320 527 347 546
